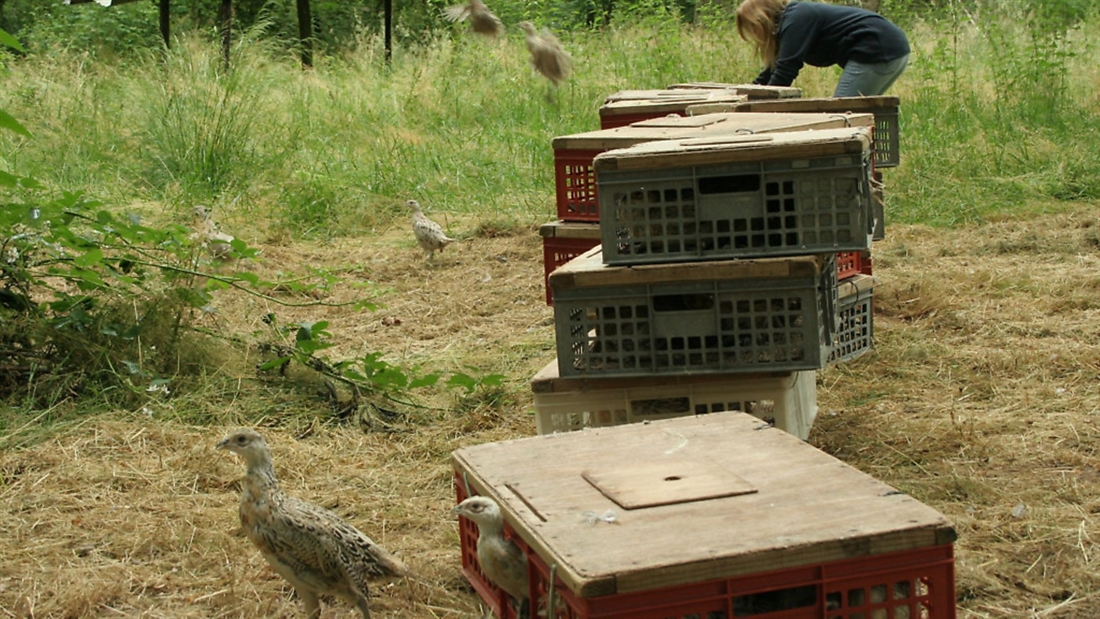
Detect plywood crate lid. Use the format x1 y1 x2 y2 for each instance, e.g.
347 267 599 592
593 126 872 173
530 356 795 394
603 88 740 102
729 95 900 114
668 82 803 99
451 411 956 598
552 112 872 151
599 93 748 118
548 246 825 291
538 220 602 240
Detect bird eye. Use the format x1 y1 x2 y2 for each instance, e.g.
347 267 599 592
236 436 247 443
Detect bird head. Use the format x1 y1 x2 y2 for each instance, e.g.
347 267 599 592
451 495 504 526
216 428 272 469
405 200 422 212
517 21 536 36
192 205 212 221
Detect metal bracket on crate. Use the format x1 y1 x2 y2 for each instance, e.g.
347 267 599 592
828 113 853 127
822 254 839 342
461 471 473 498
547 563 558 618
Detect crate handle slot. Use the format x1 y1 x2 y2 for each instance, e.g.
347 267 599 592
652 293 715 312
698 173 760 195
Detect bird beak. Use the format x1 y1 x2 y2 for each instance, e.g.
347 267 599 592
216 437 230 450
450 505 464 517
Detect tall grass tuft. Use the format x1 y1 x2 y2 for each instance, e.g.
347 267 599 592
129 35 294 203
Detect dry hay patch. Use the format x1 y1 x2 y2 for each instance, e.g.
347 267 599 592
815 207 1100 617
6 207 1100 617
0 418 487 618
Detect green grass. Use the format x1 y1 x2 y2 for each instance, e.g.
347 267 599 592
1 15 1098 235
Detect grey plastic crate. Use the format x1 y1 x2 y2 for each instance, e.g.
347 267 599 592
724 96 900 168
873 107 900 168
551 250 838 378
596 133 874 266
828 274 874 365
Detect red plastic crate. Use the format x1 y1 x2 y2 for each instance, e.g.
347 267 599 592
542 236 600 305
454 473 525 619
526 544 955 619
599 112 676 129
539 221 601 305
453 412 958 619
457 468 954 619
836 250 872 280
554 148 603 222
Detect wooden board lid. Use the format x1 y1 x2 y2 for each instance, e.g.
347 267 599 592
592 126 872 173
548 246 824 291
537 220 602 239
668 83 803 99
529 356 792 393
452 411 957 598
729 95 900 114
551 112 872 150
604 88 739 102
838 273 876 298
599 93 748 117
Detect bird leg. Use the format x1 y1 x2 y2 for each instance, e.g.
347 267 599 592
298 588 322 619
355 594 372 618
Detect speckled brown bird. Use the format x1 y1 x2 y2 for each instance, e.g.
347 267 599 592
190 204 235 259
518 22 572 87
452 496 529 615
406 199 456 261
443 0 504 37
217 428 409 619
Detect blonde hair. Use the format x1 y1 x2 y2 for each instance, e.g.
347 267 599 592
735 0 790 69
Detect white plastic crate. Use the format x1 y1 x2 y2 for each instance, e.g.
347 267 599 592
594 128 875 266
530 358 818 439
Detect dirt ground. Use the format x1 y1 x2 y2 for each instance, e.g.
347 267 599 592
2 203 1100 618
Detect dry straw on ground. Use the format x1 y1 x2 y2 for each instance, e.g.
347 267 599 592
2 206 1100 617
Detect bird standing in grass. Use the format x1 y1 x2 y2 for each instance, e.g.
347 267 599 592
406 199 456 262
443 0 504 37
190 204 235 260
452 496 530 617
217 428 409 619
518 22 572 87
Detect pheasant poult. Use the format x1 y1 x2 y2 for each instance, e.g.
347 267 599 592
217 428 409 619
442 0 504 37
190 204 235 260
406 200 456 261
452 496 530 617
518 22 572 87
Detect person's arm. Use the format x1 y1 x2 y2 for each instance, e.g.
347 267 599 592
767 6 815 86
753 66 773 85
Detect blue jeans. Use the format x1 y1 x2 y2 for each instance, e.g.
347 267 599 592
834 54 910 97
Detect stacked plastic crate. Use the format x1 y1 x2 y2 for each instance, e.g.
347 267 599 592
541 85 801 307
723 96 902 365
540 126 876 439
453 411 958 619
542 109 874 305
454 99 960 619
